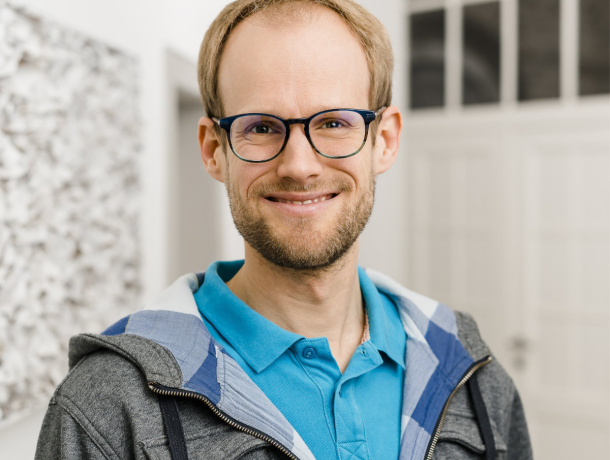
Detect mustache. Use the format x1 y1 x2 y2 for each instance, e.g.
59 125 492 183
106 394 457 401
251 179 353 196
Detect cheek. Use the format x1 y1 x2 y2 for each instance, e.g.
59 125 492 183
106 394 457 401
227 161 272 199
339 152 375 186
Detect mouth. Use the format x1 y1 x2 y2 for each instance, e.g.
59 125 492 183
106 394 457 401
266 193 338 205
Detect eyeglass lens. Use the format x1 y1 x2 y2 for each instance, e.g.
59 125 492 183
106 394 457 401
229 110 367 162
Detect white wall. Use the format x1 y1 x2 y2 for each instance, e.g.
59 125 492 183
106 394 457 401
357 0 410 284
0 1 409 456
1 0 234 455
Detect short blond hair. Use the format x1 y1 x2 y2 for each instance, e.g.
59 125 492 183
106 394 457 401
197 0 394 118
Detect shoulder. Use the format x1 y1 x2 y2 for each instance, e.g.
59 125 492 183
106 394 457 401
434 311 532 458
453 311 492 359
57 347 154 405
452 311 532 458
55 349 163 440
37 349 163 459
453 311 516 401
45 344 284 460
453 310 515 399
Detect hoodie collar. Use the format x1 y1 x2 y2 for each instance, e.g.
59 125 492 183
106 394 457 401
98 267 477 460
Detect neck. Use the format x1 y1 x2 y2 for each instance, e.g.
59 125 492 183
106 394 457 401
226 242 364 372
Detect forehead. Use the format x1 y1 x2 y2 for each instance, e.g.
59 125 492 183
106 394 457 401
217 6 370 116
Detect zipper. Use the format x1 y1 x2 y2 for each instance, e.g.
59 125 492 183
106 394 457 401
424 355 493 460
148 382 299 460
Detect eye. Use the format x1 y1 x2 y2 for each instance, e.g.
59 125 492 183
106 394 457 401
242 118 284 135
244 123 271 134
311 111 361 131
320 119 345 129
315 117 352 130
252 124 274 134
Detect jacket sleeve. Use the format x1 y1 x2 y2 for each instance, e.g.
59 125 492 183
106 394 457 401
505 388 533 460
35 396 111 460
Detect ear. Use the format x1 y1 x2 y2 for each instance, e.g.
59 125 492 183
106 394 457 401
198 116 226 183
372 105 402 175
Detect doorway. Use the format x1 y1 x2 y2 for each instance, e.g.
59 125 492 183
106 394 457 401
166 50 229 282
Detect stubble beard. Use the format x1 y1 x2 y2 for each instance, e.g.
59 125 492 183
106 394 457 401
226 170 376 273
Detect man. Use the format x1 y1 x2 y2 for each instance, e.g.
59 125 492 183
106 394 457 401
36 0 532 459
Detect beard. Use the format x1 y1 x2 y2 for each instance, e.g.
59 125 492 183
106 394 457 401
226 169 375 271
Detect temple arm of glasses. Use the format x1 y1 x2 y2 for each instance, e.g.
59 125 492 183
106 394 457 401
375 106 387 117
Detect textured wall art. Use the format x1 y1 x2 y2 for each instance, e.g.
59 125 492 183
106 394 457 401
0 2 140 422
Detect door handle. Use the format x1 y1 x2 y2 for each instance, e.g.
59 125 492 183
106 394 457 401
509 336 530 371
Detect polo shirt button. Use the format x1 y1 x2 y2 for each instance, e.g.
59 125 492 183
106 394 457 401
302 347 316 359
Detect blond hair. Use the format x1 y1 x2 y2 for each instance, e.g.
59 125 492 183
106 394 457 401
197 0 393 119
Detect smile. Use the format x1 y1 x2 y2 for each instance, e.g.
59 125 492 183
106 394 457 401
267 193 337 205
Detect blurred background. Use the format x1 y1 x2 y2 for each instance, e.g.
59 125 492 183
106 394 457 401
0 0 608 458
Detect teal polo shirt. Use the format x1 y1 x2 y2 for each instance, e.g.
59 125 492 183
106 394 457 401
194 261 406 460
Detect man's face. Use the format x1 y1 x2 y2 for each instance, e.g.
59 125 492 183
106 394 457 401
216 8 378 271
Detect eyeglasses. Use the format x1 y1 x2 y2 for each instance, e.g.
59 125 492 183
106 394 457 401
213 107 386 163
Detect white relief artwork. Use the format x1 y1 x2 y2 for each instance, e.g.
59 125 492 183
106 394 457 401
0 2 140 422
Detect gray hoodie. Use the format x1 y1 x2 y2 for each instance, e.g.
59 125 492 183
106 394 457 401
35 269 533 459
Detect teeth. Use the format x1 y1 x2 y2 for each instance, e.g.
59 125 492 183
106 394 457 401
276 195 329 205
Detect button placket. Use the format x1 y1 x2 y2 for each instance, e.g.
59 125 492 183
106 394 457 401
334 382 369 460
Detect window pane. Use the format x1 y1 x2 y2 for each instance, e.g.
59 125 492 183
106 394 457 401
462 2 501 105
518 0 560 101
579 0 610 96
410 10 445 109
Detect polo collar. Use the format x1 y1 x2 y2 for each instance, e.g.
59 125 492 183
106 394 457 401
195 260 302 373
358 266 406 369
196 261 405 374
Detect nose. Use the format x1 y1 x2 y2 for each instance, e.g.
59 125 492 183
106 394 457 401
275 124 323 182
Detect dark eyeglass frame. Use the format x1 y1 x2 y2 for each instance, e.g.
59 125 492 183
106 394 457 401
212 107 387 163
